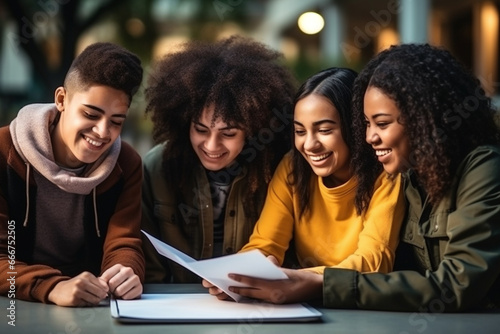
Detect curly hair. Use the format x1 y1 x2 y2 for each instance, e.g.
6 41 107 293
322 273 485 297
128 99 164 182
64 42 143 103
289 67 359 218
145 35 296 217
352 43 500 206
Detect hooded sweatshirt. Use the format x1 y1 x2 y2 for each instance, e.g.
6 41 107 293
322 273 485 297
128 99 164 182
9 104 120 273
0 103 145 303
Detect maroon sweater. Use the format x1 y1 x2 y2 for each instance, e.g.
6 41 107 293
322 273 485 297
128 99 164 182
0 125 145 303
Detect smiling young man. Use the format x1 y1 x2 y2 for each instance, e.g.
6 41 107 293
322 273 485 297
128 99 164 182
0 42 145 306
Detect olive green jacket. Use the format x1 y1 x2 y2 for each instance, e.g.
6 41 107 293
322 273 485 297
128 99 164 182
323 145 500 312
141 144 264 283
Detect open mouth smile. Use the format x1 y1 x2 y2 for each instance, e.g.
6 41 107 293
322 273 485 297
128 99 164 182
203 151 225 159
84 136 104 148
375 149 391 157
309 152 332 162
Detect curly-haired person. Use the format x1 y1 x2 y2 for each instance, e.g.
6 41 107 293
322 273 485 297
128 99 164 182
222 44 500 312
0 42 145 306
141 36 296 283
204 67 405 301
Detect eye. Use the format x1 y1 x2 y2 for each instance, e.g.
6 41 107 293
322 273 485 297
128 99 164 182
294 128 306 136
84 111 98 120
111 120 123 127
376 122 389 128
194 125 208 133
222 132 237 138
318 128 333 134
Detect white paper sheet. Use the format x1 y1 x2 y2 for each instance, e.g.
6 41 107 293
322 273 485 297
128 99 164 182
111 294 322 323
142 230 288 302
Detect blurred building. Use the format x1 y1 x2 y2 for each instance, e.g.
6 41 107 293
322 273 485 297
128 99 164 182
0 0 499 153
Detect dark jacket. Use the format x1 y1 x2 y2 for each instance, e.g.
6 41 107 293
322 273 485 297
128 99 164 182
141 143 266 283
0 125 145 303
323 145 500 312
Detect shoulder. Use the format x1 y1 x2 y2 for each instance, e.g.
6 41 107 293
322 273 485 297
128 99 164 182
456 145 500 184
276 151 293 173
372 171 402 197
461 145 500 166
143 142 166 168
116 139 142 177
0 125 12 153
0 125 22 168
142 143 168 179
118 140 141 163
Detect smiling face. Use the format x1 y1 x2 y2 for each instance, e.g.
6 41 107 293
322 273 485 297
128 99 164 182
52 85 129 168
364 86 410 174
189 106 246 171
294 94 351 188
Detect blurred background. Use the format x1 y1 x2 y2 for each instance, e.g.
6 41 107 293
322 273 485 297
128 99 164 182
0 0 499 156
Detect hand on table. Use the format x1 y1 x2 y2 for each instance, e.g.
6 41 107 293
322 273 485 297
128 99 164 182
202 255 281 301
48 271 109 307
227 268 323 304
99 264 142 300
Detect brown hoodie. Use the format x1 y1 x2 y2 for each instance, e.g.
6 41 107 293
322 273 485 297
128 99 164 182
0 104 144 303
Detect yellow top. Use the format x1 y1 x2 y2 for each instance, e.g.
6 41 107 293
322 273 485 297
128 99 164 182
241 154 406 274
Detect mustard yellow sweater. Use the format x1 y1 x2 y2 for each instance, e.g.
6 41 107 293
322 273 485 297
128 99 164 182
241 154 405 274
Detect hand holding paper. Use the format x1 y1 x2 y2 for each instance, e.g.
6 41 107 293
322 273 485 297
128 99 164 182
142 230 288 302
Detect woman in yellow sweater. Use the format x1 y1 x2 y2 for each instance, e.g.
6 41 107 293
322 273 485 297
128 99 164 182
204 67 405 298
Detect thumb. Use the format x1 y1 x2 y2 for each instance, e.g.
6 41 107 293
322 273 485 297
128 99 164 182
267 255 279 266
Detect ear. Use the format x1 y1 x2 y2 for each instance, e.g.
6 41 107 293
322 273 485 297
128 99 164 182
54 87 66 112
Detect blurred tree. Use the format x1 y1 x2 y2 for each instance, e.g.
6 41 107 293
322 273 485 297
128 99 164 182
1 0 156 102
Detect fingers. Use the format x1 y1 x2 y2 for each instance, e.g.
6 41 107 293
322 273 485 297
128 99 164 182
99 263 122 282
202 279 230 300
70 272 108 304
201 279 214 288
48 272 109 307
100 264 142 300
228 274 288 304
267 255 279 266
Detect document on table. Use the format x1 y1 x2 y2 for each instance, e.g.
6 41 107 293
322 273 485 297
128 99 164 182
111 293 322 323
141 230 288 302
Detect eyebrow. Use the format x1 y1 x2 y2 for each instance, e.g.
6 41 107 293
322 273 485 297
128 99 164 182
294 119 337 127
82 104 127 118
193 121 240 131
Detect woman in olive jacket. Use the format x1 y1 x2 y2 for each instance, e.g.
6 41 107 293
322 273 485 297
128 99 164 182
225 44 500 312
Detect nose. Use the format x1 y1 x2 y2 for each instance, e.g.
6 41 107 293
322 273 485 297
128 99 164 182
204 133 220 151
92 121 110 138
304 133 320 151
365 126 380 145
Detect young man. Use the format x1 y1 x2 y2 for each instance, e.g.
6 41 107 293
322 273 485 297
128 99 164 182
0 42 145 306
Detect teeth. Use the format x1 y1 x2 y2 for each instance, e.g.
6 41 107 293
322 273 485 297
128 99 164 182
85 137 103 147
376 149 391 156
309 153 331 161
206 152 223 158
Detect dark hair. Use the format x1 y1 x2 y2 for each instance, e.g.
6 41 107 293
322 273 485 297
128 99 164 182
352 43 500 205
290 67 359 218
145 35 296 218
64 42 143 103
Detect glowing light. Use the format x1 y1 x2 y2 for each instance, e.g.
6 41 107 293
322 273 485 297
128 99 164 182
298 12 325 35
126 18 145 37
376 28 399 53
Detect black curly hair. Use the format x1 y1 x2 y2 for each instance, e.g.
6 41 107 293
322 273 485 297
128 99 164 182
64 42 143 103
290 67 359 218
145 35 296 217
352 43 500 206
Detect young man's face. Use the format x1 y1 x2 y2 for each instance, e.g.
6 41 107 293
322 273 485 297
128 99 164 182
53 85 129 168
